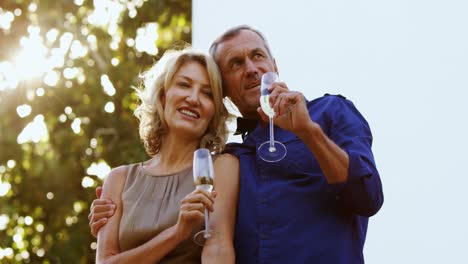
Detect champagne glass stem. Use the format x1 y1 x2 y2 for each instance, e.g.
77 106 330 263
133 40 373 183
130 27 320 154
204 207 210 238
269 117 276 152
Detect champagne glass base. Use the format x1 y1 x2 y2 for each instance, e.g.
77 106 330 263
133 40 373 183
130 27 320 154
258 141 287 162
193 230 215 246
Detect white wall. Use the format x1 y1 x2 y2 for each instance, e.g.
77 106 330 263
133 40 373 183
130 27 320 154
193 1 468 263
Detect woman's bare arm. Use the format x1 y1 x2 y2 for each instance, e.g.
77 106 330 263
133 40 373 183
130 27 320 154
96 166 195 264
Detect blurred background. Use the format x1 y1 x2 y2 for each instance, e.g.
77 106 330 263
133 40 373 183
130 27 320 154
0 0 191 263
2 0 468 263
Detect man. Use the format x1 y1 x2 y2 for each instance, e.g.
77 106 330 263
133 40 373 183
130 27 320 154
89 25 383 263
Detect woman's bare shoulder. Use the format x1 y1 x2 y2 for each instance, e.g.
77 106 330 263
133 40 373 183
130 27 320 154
101 165 129 199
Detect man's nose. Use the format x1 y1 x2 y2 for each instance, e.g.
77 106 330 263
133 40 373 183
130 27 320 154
245 58 258 75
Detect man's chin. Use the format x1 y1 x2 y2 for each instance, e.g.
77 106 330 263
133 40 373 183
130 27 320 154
240 105 261 119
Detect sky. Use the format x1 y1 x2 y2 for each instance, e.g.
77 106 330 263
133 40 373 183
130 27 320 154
193 0 468 263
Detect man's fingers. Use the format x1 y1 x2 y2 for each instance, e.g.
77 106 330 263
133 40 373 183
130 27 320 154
89 211 113 226
268 82 289 104
257 107 270 123
88 201 111 221
276 81 288 90
91 218 107 238
88 204 115 221
268 82 288 93
96 186 102 199
274 92 303 117
273 94 285 116
92 204 116 214
91 199 113 209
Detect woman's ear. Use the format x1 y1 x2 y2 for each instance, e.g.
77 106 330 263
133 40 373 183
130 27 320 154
160 89 166 108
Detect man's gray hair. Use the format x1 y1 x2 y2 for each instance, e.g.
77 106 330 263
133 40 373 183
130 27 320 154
209 25 274 62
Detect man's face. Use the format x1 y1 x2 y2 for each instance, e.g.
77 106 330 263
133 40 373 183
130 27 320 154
216 30 277 119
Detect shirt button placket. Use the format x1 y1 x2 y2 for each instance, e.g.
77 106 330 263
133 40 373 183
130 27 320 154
257 155 270 263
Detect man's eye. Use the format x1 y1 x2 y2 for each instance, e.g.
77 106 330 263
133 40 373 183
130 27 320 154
231 60 242 70
254 53 264 59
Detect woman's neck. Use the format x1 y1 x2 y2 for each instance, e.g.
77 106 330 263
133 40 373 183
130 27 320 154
145 132 200 174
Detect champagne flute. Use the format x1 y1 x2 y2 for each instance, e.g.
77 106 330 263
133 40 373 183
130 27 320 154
258 72 287 162
192 148 215 246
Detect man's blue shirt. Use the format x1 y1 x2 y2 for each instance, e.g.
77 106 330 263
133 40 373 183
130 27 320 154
225 94 384 264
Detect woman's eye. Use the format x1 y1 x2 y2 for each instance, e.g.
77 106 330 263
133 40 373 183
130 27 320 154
178 82 190 88
203 90 213 97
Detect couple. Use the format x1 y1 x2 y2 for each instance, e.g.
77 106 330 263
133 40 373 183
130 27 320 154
90 25 384 264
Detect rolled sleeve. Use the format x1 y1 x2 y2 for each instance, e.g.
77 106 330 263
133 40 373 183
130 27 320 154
327 148 383 217
346 148 383 216
324 96 384 217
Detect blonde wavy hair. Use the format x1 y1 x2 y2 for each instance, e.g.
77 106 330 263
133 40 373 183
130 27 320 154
134 48 229 156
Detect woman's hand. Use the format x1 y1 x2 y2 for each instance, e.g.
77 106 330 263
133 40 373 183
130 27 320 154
174 189 217 242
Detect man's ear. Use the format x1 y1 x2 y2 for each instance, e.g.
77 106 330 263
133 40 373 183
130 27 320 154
273 58 279 74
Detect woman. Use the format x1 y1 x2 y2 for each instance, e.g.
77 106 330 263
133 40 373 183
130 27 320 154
95 48 238 263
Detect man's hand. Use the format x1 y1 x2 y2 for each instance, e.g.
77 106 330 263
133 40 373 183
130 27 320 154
88 186 116 237
257 81 314 136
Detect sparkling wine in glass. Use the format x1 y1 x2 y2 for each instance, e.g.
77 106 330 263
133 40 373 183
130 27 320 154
258 72 287 162
192 148 215 246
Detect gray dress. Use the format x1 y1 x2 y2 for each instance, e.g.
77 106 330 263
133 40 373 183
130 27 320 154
118 163 202 263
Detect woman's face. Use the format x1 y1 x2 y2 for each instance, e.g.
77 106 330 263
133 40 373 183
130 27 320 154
163 61 215 140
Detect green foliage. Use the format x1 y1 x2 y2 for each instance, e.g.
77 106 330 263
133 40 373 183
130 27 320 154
0 0 191 262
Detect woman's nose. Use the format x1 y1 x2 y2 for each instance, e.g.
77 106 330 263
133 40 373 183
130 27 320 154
185 90 201 106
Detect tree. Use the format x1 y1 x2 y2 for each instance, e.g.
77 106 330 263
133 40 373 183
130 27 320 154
0 0 191 262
